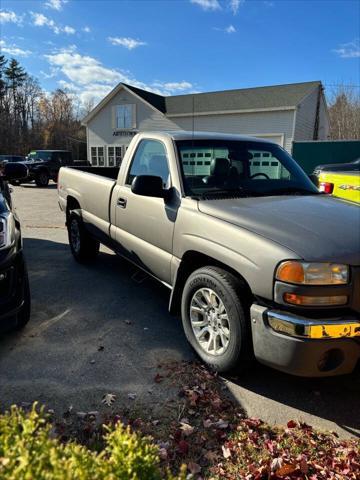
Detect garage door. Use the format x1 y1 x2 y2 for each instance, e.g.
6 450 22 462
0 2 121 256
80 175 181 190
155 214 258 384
250 134 284 147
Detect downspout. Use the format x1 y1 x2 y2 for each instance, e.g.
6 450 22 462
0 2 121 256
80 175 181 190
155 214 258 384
313 84 322 140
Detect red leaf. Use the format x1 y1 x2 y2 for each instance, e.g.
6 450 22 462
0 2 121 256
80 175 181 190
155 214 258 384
276 463 297 476
154 373 163 383
287 420 297 428
178 439 189 455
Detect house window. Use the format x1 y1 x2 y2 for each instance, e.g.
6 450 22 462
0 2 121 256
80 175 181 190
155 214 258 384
108 146 122 166
116 104 135 129
91 146 105 166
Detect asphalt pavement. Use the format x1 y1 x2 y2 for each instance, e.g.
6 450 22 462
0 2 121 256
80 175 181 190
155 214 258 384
0 183 358 438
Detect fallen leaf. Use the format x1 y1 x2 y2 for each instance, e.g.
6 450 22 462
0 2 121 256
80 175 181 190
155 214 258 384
128 393 137 400
180 422 194 436
287 420 297 428
203 419 212 428
188 461 201 474
154 373 163 383
222 445 231 459
159 447 167 460
276 463 297 477
178 439 189 455
101 393 116 406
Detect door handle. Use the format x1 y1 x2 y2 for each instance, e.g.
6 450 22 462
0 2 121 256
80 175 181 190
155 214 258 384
117 197 127 208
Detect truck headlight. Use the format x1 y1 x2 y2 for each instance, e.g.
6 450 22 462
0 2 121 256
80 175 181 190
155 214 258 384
0 214 16 250
276 261 349 285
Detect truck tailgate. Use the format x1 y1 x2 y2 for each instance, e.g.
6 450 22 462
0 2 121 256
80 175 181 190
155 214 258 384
58 167 116 234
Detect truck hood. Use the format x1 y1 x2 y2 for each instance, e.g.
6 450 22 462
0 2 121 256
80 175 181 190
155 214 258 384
198 195 360 265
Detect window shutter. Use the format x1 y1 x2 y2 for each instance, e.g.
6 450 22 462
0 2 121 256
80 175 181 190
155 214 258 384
112 106 116 129
131 104 136 129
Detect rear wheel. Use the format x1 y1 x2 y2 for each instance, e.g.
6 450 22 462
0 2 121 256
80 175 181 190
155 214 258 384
181 266 252 373
15 267 31 330
35 171 49 187
68 212 99 263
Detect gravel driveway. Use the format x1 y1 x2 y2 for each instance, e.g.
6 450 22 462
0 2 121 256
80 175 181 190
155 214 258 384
0 183 358 438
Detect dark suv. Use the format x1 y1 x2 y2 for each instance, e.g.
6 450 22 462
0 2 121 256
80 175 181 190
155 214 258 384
0 155 26 166
25 150 73 187
0 162 31 332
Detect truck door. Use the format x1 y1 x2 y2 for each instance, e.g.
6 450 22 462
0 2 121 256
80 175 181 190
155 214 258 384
112 138 177 285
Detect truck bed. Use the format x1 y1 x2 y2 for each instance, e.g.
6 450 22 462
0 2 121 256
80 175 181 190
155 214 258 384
68 166 120 180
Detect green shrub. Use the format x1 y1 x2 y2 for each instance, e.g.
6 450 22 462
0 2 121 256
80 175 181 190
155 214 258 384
0 404 183 480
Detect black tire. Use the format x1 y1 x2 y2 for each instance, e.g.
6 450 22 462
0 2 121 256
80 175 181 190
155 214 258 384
15 267 31 330
35 171 49 187
67 212 99 263
181 266 252 373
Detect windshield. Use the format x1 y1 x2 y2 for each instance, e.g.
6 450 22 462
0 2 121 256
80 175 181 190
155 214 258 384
176 139 319 197
28 151 52 161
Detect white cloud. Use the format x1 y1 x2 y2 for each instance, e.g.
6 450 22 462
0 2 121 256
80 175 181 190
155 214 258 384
82 26 91 33
190 0 221 11
63 25 75 34
153 81 193 91
333 39 360 58
0 39 31 56
229 0 245 15
45 0 68 11
0 10 23 24
226 24 236 33
31 12 76 34
44 46 195 104
107 37 147 50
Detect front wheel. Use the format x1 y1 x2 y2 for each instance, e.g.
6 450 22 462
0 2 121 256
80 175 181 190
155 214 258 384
35 171 49 187
67 212 99 263
181 266 252 373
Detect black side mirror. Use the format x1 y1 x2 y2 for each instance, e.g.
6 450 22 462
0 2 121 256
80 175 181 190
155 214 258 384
3 162 28 180
131 175 166 198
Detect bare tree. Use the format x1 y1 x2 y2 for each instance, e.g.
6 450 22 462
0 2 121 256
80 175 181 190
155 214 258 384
328 85 360 140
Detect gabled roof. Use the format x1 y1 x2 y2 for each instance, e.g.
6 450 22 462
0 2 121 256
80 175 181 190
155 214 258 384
83 80 321 124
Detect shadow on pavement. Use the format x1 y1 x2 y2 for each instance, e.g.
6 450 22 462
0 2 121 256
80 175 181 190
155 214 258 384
0 237 359 438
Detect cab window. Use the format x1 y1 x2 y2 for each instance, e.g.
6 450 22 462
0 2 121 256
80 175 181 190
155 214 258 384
126 139 170 188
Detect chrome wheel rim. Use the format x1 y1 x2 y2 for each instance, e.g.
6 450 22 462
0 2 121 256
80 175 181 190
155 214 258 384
190 288 230 356
70 219 81 253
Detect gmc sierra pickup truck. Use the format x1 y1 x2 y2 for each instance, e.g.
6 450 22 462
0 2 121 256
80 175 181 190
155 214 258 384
58 132 360 377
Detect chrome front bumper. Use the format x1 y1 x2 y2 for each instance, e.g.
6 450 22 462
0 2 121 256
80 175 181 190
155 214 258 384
250 304 360 377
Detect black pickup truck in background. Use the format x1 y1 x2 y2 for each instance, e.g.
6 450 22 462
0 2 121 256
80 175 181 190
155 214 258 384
0 162 31 332
24 150 74 187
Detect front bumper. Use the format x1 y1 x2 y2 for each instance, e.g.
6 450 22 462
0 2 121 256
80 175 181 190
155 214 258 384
250 304 360 377
0 248 25 331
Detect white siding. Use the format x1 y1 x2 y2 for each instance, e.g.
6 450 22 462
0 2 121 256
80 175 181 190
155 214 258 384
294 87 329 141
171 110 296 152
87 88 179 161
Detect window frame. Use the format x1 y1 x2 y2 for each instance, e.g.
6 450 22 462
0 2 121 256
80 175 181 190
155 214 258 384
91 146 106 166
125 138 171 188
115 104 136 130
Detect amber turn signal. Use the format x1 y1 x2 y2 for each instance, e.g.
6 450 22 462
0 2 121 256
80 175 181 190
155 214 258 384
283 293 347 306
276 261 305 284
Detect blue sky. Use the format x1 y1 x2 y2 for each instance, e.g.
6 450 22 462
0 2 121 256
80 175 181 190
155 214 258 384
0 0 359 104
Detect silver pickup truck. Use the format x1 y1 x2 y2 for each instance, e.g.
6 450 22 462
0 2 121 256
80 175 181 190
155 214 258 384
58 131 360 377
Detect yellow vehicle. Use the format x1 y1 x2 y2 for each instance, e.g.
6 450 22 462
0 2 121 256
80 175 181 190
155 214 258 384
318 171 360 204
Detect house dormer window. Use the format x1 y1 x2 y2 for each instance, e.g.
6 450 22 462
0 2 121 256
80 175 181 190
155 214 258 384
115 104 136 129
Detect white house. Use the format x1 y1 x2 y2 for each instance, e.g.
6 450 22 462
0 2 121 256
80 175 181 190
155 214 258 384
82 81 329 166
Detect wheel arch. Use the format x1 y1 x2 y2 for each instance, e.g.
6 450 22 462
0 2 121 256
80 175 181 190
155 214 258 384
169 250 253 315
66 196 81 223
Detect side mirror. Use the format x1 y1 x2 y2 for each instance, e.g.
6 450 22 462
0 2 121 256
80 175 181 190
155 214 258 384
3 162 28 180
131 175 166 198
